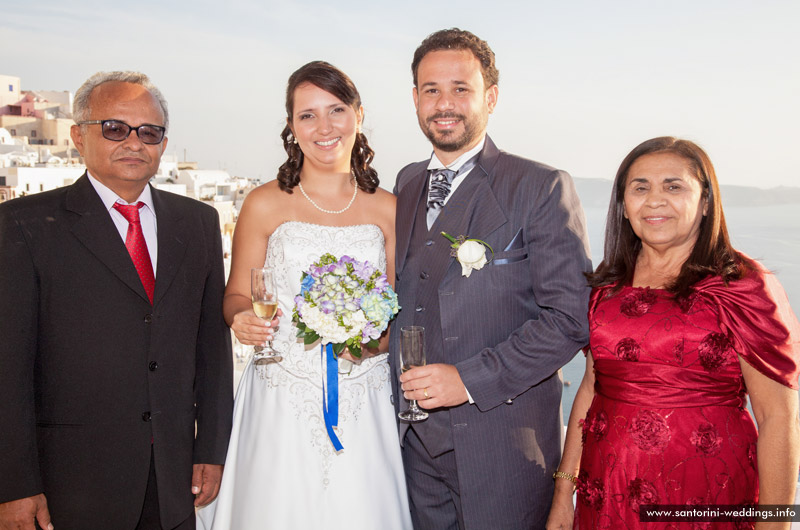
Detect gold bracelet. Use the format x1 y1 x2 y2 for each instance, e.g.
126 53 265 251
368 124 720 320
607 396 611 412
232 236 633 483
552 471 577 484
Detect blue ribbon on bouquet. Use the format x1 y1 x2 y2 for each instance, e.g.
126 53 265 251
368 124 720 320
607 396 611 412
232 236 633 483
321 343 343 451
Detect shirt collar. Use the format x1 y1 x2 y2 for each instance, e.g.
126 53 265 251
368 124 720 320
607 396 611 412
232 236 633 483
86 172 155 215
427 136 486 172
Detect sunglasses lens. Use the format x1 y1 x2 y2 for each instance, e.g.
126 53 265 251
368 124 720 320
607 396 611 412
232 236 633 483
137 125 165 144
101 121 130 141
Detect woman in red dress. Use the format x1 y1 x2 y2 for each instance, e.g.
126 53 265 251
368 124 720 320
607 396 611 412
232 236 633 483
547 137 800 529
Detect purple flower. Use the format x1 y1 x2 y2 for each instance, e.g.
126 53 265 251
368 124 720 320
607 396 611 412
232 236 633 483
361 322 380 342
372 275 390 292
352 259 375 280
615 337 641 361
628 410 670 454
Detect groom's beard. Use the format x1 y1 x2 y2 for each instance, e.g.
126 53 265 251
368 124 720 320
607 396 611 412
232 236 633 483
419 111 487 153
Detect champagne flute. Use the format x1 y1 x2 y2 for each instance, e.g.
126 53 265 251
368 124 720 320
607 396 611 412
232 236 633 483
398 326 428 422
251 268 282 364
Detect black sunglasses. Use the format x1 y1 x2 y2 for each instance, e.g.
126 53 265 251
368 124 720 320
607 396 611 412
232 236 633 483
78 119 166 145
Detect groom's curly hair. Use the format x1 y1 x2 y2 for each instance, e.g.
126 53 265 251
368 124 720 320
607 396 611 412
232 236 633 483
411 28 499 89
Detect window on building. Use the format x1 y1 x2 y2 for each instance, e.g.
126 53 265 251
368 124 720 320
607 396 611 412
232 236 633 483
0 177 6 185
31 130 37 138
26 183 30 191
50 139 54 145
8 84 13 92
40 184 44 191
10 129 16 136
64 140 69 146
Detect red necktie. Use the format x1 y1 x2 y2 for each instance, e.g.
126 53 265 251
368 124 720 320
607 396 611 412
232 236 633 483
113 202 155 304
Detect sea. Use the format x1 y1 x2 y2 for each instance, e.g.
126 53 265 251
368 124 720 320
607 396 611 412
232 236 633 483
560 203 800 422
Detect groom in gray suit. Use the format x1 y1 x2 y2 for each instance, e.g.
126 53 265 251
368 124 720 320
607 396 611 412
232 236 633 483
391 29 593 529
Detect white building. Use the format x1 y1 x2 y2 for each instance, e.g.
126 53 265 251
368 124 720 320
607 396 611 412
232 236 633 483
0 75 21 108
175 169 233 200
0 128 38 168
0 166 85 196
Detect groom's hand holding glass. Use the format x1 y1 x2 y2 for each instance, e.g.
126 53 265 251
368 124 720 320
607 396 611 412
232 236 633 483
399 363 469 409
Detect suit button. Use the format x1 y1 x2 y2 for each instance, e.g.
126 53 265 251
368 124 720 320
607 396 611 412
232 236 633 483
425 240 433 246
144 314 153 324
415 305 425 312
142 411 152 422
149 361 158 371
419 272 429 280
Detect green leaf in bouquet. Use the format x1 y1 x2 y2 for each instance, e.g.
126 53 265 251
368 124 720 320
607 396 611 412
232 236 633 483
303 330 320 344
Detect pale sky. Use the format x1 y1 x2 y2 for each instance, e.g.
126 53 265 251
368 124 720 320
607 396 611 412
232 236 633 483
2 0 798 190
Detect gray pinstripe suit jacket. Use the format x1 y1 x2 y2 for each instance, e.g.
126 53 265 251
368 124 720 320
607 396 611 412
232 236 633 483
390 136 592 529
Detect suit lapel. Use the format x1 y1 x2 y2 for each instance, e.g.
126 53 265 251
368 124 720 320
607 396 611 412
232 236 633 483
433 137 507 276
395 168 428 276
151 187 187 306
66 174 152 303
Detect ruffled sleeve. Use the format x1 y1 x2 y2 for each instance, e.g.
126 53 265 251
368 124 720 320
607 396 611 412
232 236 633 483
692 261 800 389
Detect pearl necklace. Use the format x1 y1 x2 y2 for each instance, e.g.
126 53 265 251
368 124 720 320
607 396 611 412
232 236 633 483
298 179 358 215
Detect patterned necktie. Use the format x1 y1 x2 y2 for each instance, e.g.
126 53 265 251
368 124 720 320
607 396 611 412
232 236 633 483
426 168 458 212
113 202 155 304
425 154 480 228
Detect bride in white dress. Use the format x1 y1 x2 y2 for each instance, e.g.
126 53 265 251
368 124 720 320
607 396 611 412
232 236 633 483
197 62 411 529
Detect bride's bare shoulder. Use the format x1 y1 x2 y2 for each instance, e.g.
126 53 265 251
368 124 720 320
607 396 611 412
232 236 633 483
363 187 396 237
238 180 296 234
242 180 294 211
367 187 397 211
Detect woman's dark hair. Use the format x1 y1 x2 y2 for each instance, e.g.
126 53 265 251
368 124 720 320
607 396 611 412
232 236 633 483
589 136 750 298
277 61 378 194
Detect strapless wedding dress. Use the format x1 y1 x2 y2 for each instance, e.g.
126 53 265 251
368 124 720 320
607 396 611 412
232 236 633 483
197 222 411 529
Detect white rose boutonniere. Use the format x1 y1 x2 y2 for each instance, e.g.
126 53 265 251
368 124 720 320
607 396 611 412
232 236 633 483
442 232 494 277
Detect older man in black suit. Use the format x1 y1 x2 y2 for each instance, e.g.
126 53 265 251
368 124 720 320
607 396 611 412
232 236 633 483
391 29 593 529
0 71 233 530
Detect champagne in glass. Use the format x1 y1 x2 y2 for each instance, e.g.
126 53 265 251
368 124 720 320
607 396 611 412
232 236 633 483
252 300 278 320
398 326 428 422
251 268 282 364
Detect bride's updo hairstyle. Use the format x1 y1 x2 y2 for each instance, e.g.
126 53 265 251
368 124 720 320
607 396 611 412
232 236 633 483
277 61 379 194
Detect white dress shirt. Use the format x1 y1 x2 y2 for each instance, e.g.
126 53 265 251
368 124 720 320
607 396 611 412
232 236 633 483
426 137 486 230
87 173 158 276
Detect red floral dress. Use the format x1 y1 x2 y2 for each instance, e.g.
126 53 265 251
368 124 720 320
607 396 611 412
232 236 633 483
575 266 800 529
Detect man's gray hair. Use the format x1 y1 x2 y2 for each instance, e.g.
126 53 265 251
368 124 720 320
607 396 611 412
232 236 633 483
73 71 169 131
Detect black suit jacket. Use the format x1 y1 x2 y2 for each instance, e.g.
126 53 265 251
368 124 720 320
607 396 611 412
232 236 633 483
391 137 592 528
0 174 233 530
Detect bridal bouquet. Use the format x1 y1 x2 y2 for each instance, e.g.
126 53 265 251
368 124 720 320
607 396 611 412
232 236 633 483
293 253 399 359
